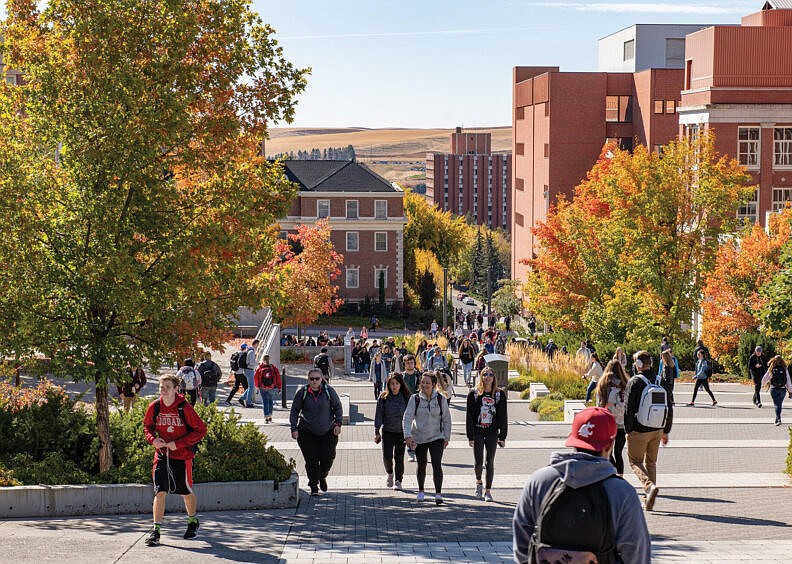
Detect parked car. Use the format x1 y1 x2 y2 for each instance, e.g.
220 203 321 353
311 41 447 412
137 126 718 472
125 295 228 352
463 296 475 305
457 293 467 301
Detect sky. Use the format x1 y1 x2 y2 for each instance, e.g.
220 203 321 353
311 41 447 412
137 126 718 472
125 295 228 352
255 0 759 128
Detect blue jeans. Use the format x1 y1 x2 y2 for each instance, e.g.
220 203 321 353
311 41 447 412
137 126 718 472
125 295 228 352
585 379 598 402
240 369 256 406
202 386 217 405
259 388 275 417
771 387 786 423
462 362 473 385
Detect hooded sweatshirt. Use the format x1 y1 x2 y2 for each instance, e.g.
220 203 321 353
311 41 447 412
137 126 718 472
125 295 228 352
402 390 452 444
512 452 650 564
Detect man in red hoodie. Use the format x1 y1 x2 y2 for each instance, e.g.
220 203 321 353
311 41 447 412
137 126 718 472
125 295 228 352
143 374 207 547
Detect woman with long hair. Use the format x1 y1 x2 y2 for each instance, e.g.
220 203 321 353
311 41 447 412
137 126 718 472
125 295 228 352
374 373 411 490
761 355 792 425
465 366 508 502
403 371 452 505
596 360 629 475
613 347 628 371
458 337 477 387
416 338 430 369
657 348 679 405
688 349 717 407
583 352 605 402
369 351 388 400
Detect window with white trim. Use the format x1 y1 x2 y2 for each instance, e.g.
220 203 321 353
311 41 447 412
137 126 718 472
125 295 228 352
737 189 758 223
346 231 359 252
374 200 388 219
374 232 387 252
738 127 760 167
773 187 792 211
317 200 330 219
623 39 634 61
346 267 359 289
374 267 387 289
346 199 359 219
774 128 792 167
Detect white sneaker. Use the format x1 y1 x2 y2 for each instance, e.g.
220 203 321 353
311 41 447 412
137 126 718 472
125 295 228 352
394 480 402 491
416 491 425 502
484 492 493 502
386 473 394 488
475 483 483 499
645 484 659 511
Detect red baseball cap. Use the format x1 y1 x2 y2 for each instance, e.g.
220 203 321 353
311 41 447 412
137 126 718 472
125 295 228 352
565 407 617 451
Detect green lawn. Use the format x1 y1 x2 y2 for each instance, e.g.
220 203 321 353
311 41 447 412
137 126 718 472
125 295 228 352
312 314 406 331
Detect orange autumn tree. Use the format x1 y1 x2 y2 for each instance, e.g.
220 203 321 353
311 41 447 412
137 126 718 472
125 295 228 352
256 220 343 327
0 0 308 472
524 134 752 343
701 210 792 367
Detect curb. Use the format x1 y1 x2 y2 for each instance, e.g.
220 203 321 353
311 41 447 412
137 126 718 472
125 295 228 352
0 472 299 518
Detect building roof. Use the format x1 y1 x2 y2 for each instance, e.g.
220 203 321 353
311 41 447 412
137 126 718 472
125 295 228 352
281 160 398 193
764 0 792 9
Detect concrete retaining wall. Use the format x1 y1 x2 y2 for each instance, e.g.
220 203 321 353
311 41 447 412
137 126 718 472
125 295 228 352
0 472 299 518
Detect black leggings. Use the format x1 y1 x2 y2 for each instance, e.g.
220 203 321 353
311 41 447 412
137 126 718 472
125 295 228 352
753 376 763 404
691 378 716 403
415 438 445 493
226 373 248 402
382 430 405 482
473 428 499 489
610 428 626 475
373 381 383 400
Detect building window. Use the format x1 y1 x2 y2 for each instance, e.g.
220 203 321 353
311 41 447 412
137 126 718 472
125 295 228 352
665 100 676 114
515 212 524 227
346 268 359 289
543 186 549 215
738 127 760 168
543 143 549 158
317 200 330 218
773 187 792 211
623 39 635 61
516 177 525 192
346 231 359 252
516 143 525 156
516 107 525 120
374 267 388 289
374 232 387 252
374 200 387 219
605 95 632 123
346 200 359 219
654 100 664 114
5 74 17 85
665 38 685 68
738 189 758 223
774 128 792 167
685 124 700 143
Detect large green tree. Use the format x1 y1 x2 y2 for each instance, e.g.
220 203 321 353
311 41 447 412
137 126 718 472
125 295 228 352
0 0 308 472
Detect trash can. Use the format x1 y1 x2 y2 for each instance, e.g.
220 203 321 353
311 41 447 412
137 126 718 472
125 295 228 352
484 353 510 389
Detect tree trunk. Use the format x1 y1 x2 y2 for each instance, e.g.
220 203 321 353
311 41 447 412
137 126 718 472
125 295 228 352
95 382 114 473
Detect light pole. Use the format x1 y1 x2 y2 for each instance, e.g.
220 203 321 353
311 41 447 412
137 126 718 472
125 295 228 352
442 267 448 330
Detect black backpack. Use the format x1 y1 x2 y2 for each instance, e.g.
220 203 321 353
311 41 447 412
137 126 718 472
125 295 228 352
771 365 787 388
238 350 249 369
152 399 201 453
413 393 446 433
315 354 330 376
529 476 619 564
230 351 242 372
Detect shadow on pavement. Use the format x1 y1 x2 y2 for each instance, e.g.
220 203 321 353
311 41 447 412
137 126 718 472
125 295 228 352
654 511 788 528
659 494 735 504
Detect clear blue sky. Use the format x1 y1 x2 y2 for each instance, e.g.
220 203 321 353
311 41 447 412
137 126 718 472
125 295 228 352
255 0 757 128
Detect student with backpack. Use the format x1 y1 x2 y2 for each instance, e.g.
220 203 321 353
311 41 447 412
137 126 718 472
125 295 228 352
624 351 673 511
402 371 452 505
142 374 208 547
374 373 411 491
595 360 628 475
176 358 202 406
687 349 718 407
313 347 334 382
512 407 649 563
466 367 508 502
197 351 222 405
761 355 792 425
226 343 249 406
238 339 260 408
369 351 388 400
254 354 282 423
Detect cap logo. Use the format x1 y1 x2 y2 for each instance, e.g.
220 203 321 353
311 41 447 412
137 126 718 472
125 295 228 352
578 422 595 438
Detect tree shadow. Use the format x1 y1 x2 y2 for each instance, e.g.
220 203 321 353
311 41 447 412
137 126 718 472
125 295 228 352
653 511 788 528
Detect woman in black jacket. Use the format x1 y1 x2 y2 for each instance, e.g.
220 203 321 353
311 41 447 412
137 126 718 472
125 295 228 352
374 373 411 491
466 366 507 502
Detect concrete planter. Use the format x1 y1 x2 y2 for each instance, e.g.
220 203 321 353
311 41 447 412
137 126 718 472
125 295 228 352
0 471 299 518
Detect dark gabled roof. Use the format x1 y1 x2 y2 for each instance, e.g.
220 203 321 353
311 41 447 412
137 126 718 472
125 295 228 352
280 160 398 193
764 0 792 9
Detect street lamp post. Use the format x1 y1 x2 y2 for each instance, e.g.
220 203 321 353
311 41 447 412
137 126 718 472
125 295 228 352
442 267 448 330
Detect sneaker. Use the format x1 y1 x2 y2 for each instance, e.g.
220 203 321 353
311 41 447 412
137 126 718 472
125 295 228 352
237 398 245 407
319 478 328 492
386 473 394 488
408 452 416 462
712 400 718 406
145 529 160 547
757 403 762 408
435 494 444 505
183 519 199 539
645 484 659 511
475 483 483 499
416 491 425 502
394 480 402 491
310 485 320 496
775 419 781 426
686 402 695 407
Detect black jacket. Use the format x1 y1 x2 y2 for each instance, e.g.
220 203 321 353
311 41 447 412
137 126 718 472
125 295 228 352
465 389 508 441
748 353 767 380
198 360 221 388
624 372 673 435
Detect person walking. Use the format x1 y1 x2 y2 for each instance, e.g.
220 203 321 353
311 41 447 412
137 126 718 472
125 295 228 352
583 352 605 403
313 347 334 382
290 369 344 496
458 337 477 387
238 339 260 408
688 349 717 407
403 371 452 505
226 343 249 406
254 354 282 423
400 354 422 463
657 348 679 406
512 407 649 563
117 366 146 413
375 373 410 490
143 374 208 547
197 352 221 405
466 366 508 502
595 360 628 475
612 347 628 371
369 351 388 400
762 355 792 425
176 358 201 406
749 346 768 408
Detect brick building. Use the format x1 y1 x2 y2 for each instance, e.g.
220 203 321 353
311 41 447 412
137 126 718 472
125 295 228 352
278 160 406 304
426 128 512 231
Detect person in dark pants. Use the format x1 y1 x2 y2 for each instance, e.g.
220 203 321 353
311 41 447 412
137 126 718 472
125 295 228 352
466 366 508 502
595 360 628 475
761 355 792 425
748 346 768 408
375 373 410 490
369 351 387 400
688 349 717 406
290 368 343 496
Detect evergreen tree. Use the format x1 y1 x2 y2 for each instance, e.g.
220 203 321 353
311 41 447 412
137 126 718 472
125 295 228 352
347 144 355 161
418 269 437 310
471 229 487 296
378 271 386 313
486 232 505 293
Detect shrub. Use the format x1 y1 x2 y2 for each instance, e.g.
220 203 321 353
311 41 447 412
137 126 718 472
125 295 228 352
537 399 564 421
508 376 531 392
280 348 304 362
0 464 20 487
10 452 92 485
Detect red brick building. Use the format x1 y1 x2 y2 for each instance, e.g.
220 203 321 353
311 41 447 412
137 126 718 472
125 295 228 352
426 128 512 231
278 160 406 304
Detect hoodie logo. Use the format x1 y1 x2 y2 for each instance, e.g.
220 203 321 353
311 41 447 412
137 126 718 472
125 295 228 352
578 422 595 438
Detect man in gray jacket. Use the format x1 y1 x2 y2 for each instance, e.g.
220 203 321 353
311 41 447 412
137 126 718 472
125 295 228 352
513 407 650 563
290 368 343 496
